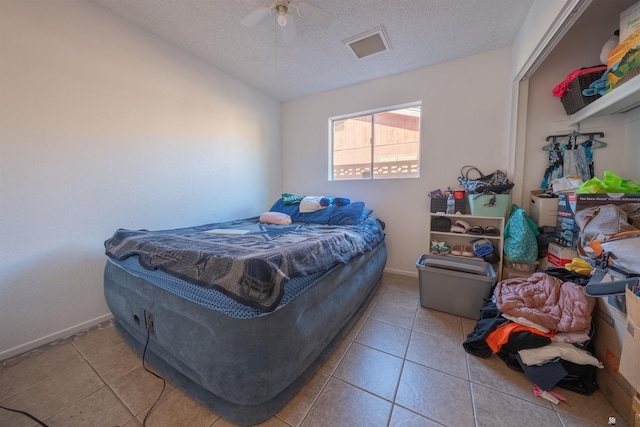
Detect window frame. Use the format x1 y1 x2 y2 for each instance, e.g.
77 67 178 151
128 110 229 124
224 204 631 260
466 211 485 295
328 101 422 181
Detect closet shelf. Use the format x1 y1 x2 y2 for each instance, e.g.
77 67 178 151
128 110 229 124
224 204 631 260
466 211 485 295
568 75 640 126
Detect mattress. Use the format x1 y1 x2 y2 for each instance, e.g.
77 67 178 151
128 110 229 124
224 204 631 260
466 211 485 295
103 217 387 425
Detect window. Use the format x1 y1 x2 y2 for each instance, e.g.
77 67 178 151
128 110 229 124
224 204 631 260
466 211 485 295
330 102 421 180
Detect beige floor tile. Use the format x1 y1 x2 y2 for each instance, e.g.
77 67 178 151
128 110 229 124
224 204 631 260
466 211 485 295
142 388 219 427
333 342 403 401
412 308 465 344
44 386 133 427
466 352 552 408
72 325 124 359
213 416 291 426
300 378 392 427
406 330 469 380
355 318 411 358
395 361 474 427
0 361 104 426
379 287 419 309
386 274 419 291
122 417 143 427
110 365 174 416
388 405 442 427
553 388 624 426
556 411 607 427
318 339 351 375
472 382 563 427
277 371 330 427
88 341 142 383
370 299 416 330
461 317 477 337
0 343 84 400
344 312 368 342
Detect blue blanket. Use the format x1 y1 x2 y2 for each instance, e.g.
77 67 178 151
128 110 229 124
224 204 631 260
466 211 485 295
104 216 385 312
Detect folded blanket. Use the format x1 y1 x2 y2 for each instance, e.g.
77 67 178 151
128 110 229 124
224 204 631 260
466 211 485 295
493 272 596 332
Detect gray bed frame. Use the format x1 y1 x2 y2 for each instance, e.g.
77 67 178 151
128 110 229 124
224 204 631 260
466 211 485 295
103 242 386 425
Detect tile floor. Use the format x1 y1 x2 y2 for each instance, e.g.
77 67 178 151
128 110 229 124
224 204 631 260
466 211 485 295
0 273 622 427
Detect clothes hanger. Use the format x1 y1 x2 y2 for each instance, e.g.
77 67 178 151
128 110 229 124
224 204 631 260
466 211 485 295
542 131 607 151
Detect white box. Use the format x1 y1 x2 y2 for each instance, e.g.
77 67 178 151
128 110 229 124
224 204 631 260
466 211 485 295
620 1 640 43
530 190 558 227
546 242 576 267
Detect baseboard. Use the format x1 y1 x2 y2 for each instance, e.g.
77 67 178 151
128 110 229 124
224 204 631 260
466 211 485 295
0 313 114 362
383 267 418 278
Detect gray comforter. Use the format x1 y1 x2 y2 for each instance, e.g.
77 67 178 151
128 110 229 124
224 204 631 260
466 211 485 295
104 216 385 312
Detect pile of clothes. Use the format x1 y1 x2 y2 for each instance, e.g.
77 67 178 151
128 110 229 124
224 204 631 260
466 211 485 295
464 270 600 397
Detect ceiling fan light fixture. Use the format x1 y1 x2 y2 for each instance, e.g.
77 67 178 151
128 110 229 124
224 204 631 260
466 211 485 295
276 3 288 27
277 12 287 27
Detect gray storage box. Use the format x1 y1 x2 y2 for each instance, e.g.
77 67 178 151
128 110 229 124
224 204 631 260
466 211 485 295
416 254 496 319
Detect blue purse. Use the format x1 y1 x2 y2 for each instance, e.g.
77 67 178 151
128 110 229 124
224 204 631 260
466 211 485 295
504 205 539 263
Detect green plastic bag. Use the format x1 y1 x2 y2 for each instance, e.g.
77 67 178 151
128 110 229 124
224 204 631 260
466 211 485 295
577 170 640 194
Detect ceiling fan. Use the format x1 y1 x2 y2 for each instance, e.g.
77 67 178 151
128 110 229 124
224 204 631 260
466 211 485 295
240 0 333 42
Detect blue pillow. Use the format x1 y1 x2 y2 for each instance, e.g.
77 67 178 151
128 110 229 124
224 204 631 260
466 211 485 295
269 199 366 226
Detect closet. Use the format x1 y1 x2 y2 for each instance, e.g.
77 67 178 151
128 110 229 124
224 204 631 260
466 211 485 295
514 0 640 422
519 0 639 203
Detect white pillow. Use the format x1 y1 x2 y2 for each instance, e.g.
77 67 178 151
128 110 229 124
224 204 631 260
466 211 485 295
299 196 327 213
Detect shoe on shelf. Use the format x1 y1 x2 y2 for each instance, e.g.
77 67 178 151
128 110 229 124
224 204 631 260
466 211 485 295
438 241 451 255
462 244 475 257
452 220 470 233
451 243 464 256
484 226 500 236
468 225 484 235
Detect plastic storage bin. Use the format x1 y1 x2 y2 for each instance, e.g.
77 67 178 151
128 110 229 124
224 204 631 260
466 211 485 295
416 254 497 319
468 194 511 217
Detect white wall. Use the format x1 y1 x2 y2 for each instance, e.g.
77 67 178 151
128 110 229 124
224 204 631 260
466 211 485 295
0 1 281 358
282 48 514 275
511 0 580 80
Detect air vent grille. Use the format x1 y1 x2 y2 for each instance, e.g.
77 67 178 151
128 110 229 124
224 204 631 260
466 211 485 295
344 27 390 60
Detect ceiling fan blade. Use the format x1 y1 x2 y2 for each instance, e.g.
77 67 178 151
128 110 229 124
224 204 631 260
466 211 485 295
240 6 271 27
297 1 333 28
281 14 297 42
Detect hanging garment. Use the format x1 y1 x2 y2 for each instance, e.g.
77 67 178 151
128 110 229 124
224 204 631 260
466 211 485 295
540 143 563 189
540 140 595 189
562 141 594 182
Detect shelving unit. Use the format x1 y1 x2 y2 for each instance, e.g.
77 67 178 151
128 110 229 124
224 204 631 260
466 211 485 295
568 75 640 125
427 213 505 281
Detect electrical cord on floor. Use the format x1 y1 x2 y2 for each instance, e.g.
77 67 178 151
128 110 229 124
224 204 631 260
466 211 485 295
0 404 49 426
142 323 166 427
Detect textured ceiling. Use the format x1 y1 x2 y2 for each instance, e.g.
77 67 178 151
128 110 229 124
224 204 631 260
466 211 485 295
92 0 534 101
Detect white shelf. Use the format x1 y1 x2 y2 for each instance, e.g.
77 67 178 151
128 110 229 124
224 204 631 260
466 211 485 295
427 213 505 281
568 75 640 125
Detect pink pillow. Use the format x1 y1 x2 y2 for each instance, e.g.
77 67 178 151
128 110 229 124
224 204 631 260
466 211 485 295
259 211 292 225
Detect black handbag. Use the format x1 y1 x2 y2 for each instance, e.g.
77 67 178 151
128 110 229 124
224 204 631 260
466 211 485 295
458 165 514 194
431 216 451 232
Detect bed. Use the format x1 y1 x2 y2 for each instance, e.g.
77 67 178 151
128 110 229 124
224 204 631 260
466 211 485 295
103 199 386 425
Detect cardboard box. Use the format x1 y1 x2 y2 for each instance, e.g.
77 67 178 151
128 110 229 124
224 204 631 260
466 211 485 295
620 284 640 393
594 296 637 423
530 190 558 227
555 193 578 248
620 1 640 43
546 242 576 267
576 193 640 211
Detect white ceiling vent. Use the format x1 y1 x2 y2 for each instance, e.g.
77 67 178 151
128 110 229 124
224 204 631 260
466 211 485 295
344 27 390 60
